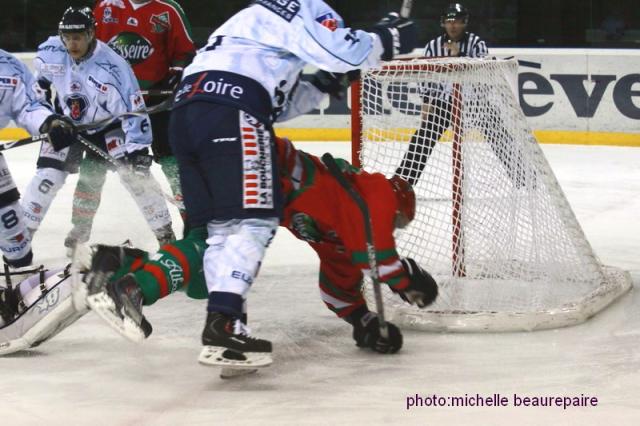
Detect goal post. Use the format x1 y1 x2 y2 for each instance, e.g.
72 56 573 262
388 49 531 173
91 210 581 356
351 57 632 332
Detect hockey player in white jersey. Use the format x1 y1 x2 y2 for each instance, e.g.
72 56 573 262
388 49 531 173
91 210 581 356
161 0 416 369
21 7 175 250
0 50 77 268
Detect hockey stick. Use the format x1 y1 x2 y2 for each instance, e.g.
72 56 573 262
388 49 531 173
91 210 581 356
0 95 174 153
76 93 174 133
320 153 389 340
400 0 413 18
76 134 183 209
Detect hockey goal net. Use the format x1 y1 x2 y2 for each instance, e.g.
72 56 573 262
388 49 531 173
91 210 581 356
352 57 631 331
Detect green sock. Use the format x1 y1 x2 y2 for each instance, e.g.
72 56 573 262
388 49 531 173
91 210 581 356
71 157 108 231
131 227 208 305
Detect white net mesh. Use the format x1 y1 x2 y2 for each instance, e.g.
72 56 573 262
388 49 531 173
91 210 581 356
356 57 631 331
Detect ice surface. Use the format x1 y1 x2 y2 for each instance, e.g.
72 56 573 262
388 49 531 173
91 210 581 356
0 142 638 425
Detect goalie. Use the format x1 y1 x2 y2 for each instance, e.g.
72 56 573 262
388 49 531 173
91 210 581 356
83 136 438 367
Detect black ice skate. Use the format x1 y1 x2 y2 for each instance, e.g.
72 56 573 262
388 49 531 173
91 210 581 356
86 274 152 342
81 244 146 295
198 312 272 370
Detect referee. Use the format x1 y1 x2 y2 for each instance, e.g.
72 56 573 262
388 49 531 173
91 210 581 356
396 3 517 186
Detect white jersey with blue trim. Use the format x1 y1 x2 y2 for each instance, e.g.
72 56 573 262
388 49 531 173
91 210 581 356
0 49 52 136
183 0 385 121
34 37 151 153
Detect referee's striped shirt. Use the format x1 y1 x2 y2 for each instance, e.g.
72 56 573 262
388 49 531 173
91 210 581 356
424 32 488 58
420 32 488 102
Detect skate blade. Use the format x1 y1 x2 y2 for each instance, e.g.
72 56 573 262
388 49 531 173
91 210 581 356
0 338 30 356
87 292 147 343
220 368 258 379
198 346 272 368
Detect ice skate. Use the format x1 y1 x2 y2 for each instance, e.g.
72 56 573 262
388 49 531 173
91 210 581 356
198 312 272 369
87 274 152 342
81 244 145 295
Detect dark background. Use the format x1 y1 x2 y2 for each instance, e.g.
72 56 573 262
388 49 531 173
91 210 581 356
1 0 638 52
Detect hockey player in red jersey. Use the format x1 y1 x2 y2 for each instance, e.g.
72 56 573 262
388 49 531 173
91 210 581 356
63 0 196 252
93 0 195 90
83 137 438 364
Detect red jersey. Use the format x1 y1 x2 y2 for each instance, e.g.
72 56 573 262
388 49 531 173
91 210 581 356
276 137 409 317
94 0 195 89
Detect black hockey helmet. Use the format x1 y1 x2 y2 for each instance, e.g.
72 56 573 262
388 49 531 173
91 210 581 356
441 3 469 25
58 6 96 34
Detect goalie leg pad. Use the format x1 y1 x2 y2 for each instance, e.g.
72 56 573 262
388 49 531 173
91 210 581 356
0 267 87 355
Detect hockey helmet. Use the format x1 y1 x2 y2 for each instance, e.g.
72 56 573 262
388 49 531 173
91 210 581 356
58 7 96 34
441 3 469 25
389 175 415 229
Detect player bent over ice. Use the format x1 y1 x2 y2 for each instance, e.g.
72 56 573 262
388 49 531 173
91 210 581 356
81 137 438 367
165 0 417 369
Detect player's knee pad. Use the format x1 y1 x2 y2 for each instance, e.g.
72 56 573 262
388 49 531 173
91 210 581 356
203 218 278 296
119 173 171 230
21 168 68 231
0 201 31 263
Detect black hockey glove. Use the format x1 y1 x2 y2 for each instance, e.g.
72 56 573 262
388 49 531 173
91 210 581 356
346 306 403 354
309 69 360 100
40 114 77 151
121 149 153 177
165 67 184 91
393 257 438 308
371 12 417 61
